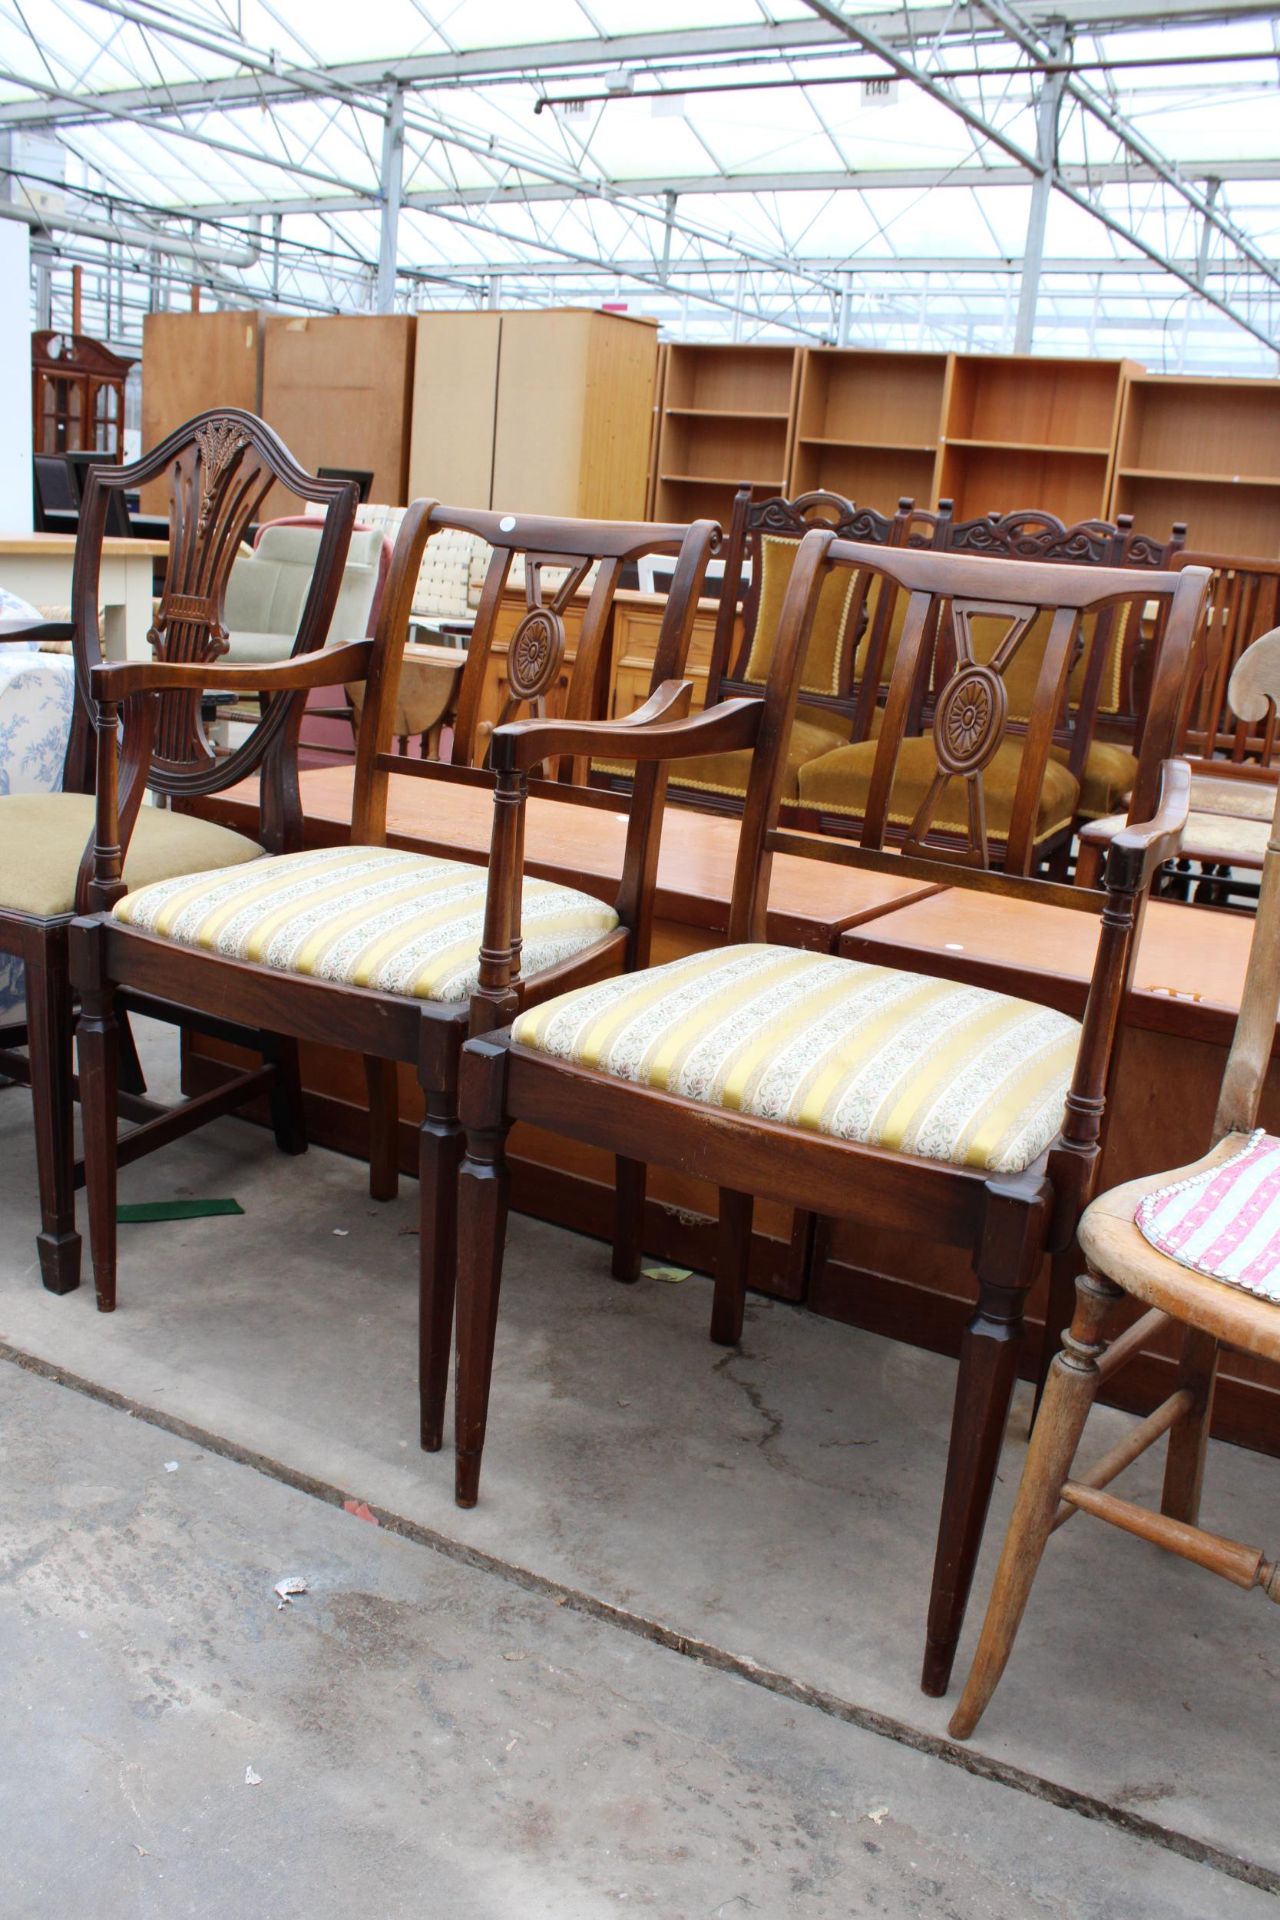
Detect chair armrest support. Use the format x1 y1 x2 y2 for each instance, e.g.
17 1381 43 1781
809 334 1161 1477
489 684 762 773
0 622 74 645
90 640 374 700
1079 757 1190 891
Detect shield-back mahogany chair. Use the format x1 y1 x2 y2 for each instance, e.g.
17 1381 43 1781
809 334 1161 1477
0 411 357 1294
450 532 1209 1696
69 505 720 1452
951 625 1280 1740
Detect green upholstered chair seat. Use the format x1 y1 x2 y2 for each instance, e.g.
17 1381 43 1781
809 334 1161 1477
796 736 1080 846
0 792 263 919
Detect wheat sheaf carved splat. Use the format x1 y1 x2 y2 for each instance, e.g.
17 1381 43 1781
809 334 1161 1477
144 419 279 773
901 598 1038 868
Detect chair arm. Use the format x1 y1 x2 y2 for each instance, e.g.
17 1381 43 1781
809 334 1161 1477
1079 757 1191 891
489 683 763 774
0 622 74 645
90 639 374 701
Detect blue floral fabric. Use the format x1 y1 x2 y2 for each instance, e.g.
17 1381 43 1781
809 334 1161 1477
0 649 76 1018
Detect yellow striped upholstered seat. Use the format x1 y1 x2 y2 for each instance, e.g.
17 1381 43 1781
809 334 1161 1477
513 944 1080 1175
114 845 619 1004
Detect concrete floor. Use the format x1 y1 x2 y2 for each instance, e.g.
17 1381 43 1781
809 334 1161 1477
2 1025 1279 1917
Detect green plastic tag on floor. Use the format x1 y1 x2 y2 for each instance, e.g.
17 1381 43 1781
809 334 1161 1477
642 1265 691 1284
116 1199 244 1223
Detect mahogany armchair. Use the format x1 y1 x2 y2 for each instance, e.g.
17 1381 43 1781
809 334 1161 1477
0 409 357 1293
69 505 720 1455
952 628 1280 1739
450 532 1210 1695
796 508 1186 859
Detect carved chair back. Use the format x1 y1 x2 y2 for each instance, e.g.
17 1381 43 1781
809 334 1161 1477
747 535 1208 878
705 488 926 740
68 409 356 804
932 507 1186 784
349 505 721 840
1171 550 1280 770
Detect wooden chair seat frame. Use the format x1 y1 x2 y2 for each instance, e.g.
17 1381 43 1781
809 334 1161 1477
69 503 721 1455
449 530 1209 1699
951 629 1280 1740
1 409 359 1294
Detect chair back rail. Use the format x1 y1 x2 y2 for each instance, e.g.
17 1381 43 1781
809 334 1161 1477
373 506 719 785
70 409 356 801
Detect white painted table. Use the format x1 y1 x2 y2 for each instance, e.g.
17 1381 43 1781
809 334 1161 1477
0 533 167 660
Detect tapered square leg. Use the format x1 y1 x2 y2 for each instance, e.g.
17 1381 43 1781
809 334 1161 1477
711 1187 753 1346
365 1053 400 1203
25 924 80 1294
454 1038 512 1508
70 920 118 1313
418 1087 464 1452
922 1173 1051 1698
612 1156 646 1282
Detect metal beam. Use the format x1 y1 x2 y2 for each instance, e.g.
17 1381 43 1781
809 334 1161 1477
1014 25 1067 351
798 0 1280 352
179 158 1280 222
0 0 1274 126
375 86 404 313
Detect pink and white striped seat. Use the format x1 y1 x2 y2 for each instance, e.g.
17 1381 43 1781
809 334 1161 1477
1135 1130 1280 1302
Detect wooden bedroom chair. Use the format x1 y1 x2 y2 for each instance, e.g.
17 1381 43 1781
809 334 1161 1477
0 410 357 1293
950 624 1280 1740
69 505 720 1453
449 532 1209 1696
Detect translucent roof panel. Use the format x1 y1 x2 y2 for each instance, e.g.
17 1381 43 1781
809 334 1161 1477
0 0 1276 371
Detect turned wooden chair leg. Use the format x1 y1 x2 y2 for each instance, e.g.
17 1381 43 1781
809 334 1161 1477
262 1033 307 1156
25 925 80 1294
949 1267 1118 1740
71 921 119 1314
417 1085 464 1453
711 1187 753 1346
364 1054 400 1203
922 1174 1050 1698
612 1155 646 1282
454 1039 512 1508
1161 1326 1219 1526
1035 1240 1079 1410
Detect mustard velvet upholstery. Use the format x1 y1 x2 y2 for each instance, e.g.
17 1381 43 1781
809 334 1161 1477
0 792 263 919
513 943 1079 1176
796 736 1080 845
113 844 619 1003
743 536 859 694
1049 739 1139 819
669 711 848 802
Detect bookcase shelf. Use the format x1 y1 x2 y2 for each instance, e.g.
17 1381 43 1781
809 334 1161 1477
1111 375 1280 557
653 344 801 524
789 349 948 512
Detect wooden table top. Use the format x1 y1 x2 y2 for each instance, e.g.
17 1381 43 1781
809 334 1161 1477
838 887 1261 1047
192 764 939 948
0 533 168 558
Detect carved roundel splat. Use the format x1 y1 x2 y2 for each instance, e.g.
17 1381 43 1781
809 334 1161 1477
933 664 1008 775
508 608 566 702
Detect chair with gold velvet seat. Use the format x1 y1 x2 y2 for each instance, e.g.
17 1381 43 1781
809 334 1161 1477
0 411 358 1295
660 487 936 810
449 532 1210 1697
795 508 1186 861
69 505 720 1458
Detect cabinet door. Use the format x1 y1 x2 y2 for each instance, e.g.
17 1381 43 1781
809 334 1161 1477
409 313 500 508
